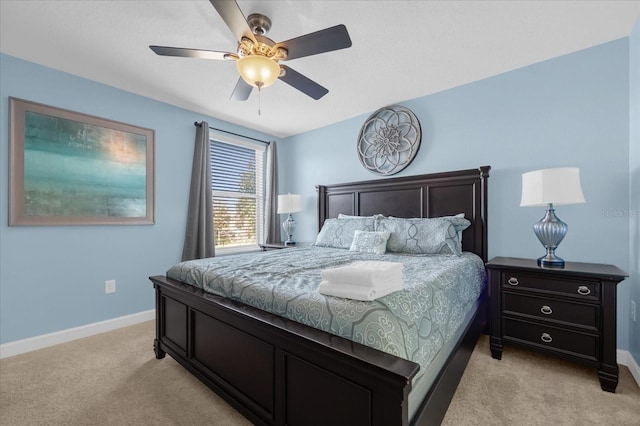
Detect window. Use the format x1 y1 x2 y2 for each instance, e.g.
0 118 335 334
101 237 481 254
210 134 265 253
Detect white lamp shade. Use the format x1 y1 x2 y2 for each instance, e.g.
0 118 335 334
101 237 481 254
277 194 303 214
520 167 586 207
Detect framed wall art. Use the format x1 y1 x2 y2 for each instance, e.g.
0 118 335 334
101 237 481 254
9 97 155 226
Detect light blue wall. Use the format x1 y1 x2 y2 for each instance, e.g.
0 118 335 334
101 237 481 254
0 54 278 344
629 18 640 363
280 39 632 350
1 36 635 353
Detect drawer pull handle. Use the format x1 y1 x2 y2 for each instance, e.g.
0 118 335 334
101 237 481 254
541 333 553 343
507 277 519 286
540 305 553 315
577 286 591 296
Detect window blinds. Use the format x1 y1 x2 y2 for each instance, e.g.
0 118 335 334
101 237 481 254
210 139 264 249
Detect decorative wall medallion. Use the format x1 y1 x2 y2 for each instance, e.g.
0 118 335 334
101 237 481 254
357 105 421 176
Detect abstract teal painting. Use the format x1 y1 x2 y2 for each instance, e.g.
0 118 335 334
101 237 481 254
9 98 155 226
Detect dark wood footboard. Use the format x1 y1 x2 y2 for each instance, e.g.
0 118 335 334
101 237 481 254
151 274 487 426
151 274 423 426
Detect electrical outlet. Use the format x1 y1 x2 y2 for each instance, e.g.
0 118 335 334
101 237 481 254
632 300 637 323
105 280 116 294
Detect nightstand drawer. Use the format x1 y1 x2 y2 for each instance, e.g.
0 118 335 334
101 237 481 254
503 317 599 361
503 293 599 330
501 272 600 301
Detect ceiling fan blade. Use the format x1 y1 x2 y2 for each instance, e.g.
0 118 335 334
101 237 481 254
149 45 233 60
230 77 253 101
210 0 257 45
279 65 328 100
276 24 352 61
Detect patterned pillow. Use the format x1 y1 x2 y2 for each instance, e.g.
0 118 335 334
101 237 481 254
439 213 471 233
349 230 391 255
376 217 461 255
338 214 375 219
387 214 470 232
314 218 375 249
386 214 470 253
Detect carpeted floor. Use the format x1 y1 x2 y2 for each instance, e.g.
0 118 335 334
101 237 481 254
1 320 638 425
442 336 640 425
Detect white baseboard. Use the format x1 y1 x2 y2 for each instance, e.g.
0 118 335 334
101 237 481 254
617 349 640 388
0 309 155 359
2 310 640 390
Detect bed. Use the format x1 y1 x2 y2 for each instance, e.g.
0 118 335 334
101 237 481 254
149 166 490 426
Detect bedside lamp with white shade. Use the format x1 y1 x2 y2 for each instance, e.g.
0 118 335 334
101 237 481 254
277 193 303 245
520 167 586 268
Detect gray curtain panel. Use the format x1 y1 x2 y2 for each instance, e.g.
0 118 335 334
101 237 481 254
181 121 215 261
264 141 280 244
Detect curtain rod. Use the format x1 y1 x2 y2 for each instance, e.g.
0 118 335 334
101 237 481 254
194 121 270 145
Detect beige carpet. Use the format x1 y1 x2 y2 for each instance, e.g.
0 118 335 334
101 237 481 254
1 321 638 426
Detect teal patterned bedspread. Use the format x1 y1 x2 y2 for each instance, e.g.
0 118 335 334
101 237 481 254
167 246 486 381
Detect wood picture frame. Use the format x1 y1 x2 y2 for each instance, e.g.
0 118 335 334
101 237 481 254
9 97 155 226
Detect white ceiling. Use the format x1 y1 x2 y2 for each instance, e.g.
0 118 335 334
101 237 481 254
1 1 639 138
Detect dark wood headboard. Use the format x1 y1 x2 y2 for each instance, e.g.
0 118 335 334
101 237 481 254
316 166 490 262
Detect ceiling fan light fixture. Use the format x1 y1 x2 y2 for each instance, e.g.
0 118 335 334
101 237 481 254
150 3 351 101
236 55 280 88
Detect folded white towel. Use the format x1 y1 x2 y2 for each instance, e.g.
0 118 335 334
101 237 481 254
321 261 403 288
318 261 404 301
318 280 402 301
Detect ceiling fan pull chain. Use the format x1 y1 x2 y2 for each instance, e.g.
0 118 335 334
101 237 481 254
257 82 263 116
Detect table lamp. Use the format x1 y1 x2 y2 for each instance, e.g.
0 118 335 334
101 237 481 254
520 167 586 268
277 193 303 245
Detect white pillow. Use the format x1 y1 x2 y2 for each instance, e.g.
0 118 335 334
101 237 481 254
349 230 391 255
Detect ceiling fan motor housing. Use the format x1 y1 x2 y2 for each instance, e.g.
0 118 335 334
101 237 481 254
238 35 287 61
247 13 271 36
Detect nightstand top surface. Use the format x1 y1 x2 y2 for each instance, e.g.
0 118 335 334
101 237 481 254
486 256 627 280
259 242 313 249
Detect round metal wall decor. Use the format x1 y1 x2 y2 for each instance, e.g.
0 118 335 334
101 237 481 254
357 105 421 176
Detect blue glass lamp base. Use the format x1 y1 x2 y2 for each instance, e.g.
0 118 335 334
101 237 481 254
533 203 567 269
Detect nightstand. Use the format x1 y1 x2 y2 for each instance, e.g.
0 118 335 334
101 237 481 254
259 242 311 251
486 256 627 392
259 243 290 251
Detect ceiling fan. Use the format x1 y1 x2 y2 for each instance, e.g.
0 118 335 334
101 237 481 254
150 0 352 101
